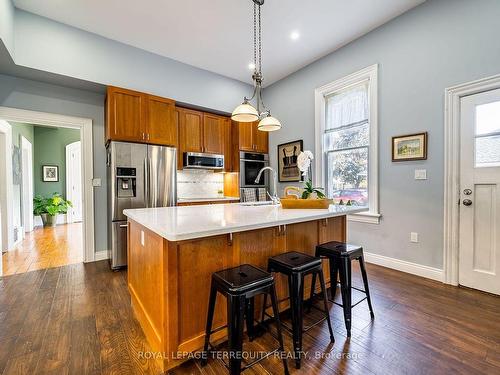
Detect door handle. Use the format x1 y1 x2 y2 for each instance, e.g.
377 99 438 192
463 199 472 206
119 224 128 228
463 189 472 195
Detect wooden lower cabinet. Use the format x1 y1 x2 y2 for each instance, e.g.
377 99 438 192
127 216 346 371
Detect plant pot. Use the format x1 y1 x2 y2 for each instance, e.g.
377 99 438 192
40 213 58 227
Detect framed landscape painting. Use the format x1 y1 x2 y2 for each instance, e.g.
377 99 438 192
278 140 303 182
392 132 428 162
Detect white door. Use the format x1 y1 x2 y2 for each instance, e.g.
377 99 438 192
66 141 82 223
459 88 500 295
21 136 34 233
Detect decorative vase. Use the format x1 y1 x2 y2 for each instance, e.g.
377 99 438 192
41 213 58 227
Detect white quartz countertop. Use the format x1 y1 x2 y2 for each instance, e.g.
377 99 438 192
177 197 240 203
124 203 367 242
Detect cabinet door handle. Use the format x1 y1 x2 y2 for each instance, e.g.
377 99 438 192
147 133 150 141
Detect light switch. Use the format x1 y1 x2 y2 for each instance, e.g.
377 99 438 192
414 169 427 180
410 232 419 243
92 178 102 187
141 230 145 246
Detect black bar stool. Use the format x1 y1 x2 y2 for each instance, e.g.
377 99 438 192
311 241 374 337
262 251 334 369
202 264 289 375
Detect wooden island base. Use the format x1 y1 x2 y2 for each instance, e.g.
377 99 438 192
127 216 346 372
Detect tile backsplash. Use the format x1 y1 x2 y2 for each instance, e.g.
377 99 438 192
177 170 224 199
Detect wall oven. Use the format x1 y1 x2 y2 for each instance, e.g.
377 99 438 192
240 152 269 188
183 152 224 170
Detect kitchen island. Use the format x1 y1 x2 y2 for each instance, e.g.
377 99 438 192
124 203 365 371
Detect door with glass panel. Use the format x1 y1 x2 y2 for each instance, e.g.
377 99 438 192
459 88 500 295
324 83 369 207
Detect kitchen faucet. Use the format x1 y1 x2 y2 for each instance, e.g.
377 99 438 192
255 166 280 205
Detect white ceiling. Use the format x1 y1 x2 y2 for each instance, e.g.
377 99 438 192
13 0 425 86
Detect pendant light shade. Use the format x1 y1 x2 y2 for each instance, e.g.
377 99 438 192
231 102 259 122
258 115 282 132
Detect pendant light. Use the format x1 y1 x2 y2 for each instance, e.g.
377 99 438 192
231 0 282 132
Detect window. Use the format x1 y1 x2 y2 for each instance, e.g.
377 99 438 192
315 65 379 223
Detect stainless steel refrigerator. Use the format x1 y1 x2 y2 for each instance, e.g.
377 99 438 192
107 141 176 269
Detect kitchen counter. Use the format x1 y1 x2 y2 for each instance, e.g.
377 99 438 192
124 203 365 241
177 196 240 203
125 202 365 372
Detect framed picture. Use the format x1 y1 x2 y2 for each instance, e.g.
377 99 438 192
392 132 428 162
42 165 59 182
278 140 303 182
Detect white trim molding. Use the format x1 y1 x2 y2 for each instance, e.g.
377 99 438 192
443 73 500 286
94 250 109 261
0 120 14 254
364 252 444 282
315 64 379 224
0 106 96 263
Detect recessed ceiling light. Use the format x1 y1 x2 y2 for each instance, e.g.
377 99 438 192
248 62 255 70
290 31 300 40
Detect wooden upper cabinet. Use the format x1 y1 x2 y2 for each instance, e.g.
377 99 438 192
253 122 269 153
178 108 203 153
203 114 225 155
236 121 269 153
146 95 177 146
238 122 254 152
106 86 178 146
106 86 147 142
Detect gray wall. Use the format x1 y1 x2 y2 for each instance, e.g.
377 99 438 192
265 0 500 269
11 9 250 112
0 0 14 55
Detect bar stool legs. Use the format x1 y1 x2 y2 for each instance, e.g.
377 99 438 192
359 255 375 318
288 274 304 369
339 257 352 337
227 294 246 374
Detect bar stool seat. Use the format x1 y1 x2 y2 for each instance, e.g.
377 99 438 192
202 264 289 375
267 251 322 273
263 251 334 369
312 241 374 337
213 264 274 293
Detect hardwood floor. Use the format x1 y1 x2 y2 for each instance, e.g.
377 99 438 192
2 223 83 276
0 260 499 374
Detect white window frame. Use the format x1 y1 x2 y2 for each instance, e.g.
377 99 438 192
314 64 380 224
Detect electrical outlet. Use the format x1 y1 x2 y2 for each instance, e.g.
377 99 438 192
141 230 145 246
414 169 427 180
92 178 102 187
410 232 419 243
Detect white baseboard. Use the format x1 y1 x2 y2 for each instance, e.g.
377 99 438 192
94 250 109 261
364 251 444 282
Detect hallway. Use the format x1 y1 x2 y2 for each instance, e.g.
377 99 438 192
2 223 83 276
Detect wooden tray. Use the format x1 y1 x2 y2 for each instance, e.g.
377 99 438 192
280 198 333 209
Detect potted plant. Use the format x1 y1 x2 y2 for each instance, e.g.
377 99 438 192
33 193 72 227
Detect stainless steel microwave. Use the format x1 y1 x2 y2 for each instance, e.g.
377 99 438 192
183 152 224 170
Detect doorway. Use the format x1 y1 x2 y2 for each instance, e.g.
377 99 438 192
444 74 500 295
0 107 95 277
458 89 500 295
